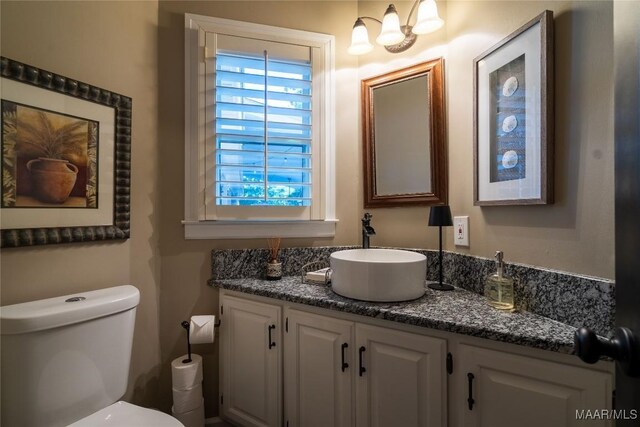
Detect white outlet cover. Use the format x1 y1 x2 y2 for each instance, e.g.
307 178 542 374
454 216 469 247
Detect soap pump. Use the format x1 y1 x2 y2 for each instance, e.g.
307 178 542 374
484 251 515 312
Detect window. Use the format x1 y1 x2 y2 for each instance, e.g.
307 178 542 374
215 41 312 208
184 15 336 239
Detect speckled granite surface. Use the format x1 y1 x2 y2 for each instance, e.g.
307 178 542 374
211 246 615 337
211 246 358 280
436 252 615 337
208 276 579 354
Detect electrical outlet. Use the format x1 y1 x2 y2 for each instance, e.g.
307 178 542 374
454 216 469 247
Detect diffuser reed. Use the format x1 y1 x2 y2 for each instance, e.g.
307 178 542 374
266 237 282 280
267 237 281 261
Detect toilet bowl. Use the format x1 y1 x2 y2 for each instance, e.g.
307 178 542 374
69 401 183 427
0 285 183 427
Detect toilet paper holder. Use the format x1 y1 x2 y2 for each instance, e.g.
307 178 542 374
180 318 221 363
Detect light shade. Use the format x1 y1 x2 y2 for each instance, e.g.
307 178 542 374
428 205 453 227
376 4 406 46
348 18 374 55
412 0 444 35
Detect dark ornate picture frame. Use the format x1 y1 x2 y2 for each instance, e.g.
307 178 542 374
473 11 554 206
0 57 131 247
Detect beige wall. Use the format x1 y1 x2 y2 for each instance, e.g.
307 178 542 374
0 0 614 421
0 0 162 409
156 0 360 416
0 0 361 418
360 1 614 279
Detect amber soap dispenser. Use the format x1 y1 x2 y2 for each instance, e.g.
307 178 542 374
484 251 515 312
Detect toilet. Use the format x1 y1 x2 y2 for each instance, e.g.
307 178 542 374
0 285 183 427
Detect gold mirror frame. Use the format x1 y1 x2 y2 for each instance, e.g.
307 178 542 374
362 58 447 208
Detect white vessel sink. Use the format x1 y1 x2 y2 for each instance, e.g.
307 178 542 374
330 249 427 302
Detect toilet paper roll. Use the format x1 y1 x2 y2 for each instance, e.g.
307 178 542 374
172 399 205 427
172 383 203 414
189 315 216 344
171 354 203 391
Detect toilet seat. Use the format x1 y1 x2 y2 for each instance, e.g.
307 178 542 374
68 401 184 427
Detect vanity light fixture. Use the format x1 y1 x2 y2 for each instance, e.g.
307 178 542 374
348 0 444 55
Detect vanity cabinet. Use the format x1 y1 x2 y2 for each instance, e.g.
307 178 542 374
220 296 282 427
284 310 354 427
452 344 613 427
355 324 447 427
283 310 447 427
219 291 613 427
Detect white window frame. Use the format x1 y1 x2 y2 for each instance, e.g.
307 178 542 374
184 14 337 239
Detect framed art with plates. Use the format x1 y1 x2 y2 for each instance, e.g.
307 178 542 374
473 10 554 206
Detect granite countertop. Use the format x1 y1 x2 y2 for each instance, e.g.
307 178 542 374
209 276 579 355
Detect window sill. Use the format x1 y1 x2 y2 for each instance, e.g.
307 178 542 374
182 219 338 240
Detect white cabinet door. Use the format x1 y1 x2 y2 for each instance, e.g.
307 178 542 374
455 344 613 427
220 295 281 427
284 309 354 427
355 324 447 427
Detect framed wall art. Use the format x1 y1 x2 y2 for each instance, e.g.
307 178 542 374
473 10 553 205
1 57 132 247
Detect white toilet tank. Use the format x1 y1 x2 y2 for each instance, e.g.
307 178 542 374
0 285 140 427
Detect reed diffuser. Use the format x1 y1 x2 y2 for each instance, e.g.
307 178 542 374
266 237 282 280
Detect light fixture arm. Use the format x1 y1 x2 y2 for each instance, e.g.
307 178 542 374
405 0 421 28
356 16 383 26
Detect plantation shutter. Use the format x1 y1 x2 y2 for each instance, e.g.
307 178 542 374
211 34 314 208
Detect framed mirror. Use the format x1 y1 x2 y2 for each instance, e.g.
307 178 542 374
362 58 447 207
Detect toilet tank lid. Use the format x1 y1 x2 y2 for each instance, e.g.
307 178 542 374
0 285 140 335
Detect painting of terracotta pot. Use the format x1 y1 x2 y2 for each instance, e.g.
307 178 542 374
1 100 98 208
26 157 78 204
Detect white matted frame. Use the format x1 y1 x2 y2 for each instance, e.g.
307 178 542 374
473 10 554 206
